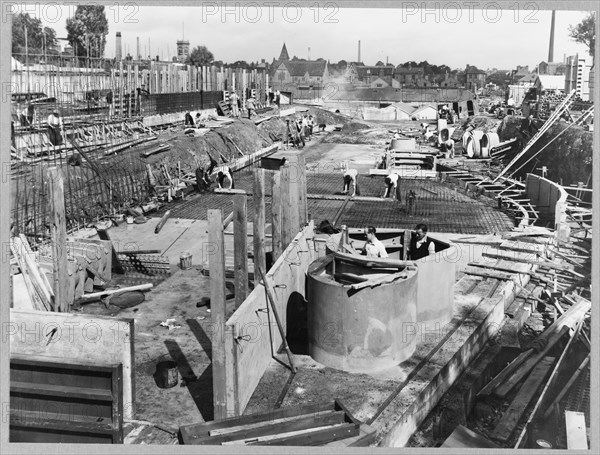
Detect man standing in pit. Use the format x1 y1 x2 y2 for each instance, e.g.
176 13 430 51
383 171 400 200
47 109 64 147
409 223 436 260
341 168 360 197
359 226 388 258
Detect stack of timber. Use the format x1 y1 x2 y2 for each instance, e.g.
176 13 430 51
179 400 375 447
10 235 55 311
475 297 590 447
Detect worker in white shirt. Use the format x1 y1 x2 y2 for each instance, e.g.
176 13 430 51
47 109 64 146
441 138 455 159
230 91 240 118
360 226 388 258
383 172 400 200
409 223 436 260
216 166 234 189
342 168 360 197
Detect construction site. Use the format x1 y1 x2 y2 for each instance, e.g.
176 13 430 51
6 9 596 452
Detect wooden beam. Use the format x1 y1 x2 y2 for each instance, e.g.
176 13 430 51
297 154 308 226
47 167 70 312
489 356 555 442
271 171 283 261
253 168 266 288
281 163 293 249
541 354 590 419
233 195 248 309
286 157 300 240
208 209 228 420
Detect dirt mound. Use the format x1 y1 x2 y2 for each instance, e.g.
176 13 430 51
144 105 361 179
497 116 593 186
460 115 501 133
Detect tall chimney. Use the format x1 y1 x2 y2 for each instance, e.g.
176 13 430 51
136 36 140 60
358 40 361 63
115 31 122 60
548 10 555 63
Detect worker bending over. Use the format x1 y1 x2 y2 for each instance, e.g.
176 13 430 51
409 223 436 260
216 166 235 190
441 138 455 159
342 168 360 197
359 226 388 258
383 172 400 200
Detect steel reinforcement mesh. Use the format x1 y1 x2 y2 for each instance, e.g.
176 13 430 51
11 145 150 243
154 167 516 235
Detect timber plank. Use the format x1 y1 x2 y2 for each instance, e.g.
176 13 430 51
489 356 555 443
441 425 499 448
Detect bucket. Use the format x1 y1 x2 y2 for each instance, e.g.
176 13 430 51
155 360 178 388
180 252 193 269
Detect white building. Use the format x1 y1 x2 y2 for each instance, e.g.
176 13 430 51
564 54 592 101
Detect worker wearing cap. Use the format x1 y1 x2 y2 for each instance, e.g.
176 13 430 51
383 172 400 200
47 110 64 146
342 168 359 197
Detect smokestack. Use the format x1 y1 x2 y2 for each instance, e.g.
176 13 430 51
358 40 361 63
548 10 555 62
115 31 122 60
136 36 140 60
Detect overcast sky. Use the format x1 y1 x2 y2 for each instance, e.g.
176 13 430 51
18 4 593 70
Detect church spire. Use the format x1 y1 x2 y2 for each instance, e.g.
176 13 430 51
278 43 290 61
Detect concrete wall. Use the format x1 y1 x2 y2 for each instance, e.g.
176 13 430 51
525 173 568 225
9 309 135 419
414 237 457 330
223 222 317 416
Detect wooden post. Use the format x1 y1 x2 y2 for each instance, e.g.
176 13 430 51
271 171 282 261
297 154 307 226
47 167 70 312
233 194 248 309
253 168 266 288
403 229 411 260
208 209 227 420
283 159 299 245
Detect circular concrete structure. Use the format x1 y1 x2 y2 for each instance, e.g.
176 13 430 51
465 130 484 158
307 253 418 373
480 132 499 158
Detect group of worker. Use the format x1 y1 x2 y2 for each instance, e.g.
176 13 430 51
228 91 257 119
341 168 400 200
354 224 435 260
285 114 315 149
